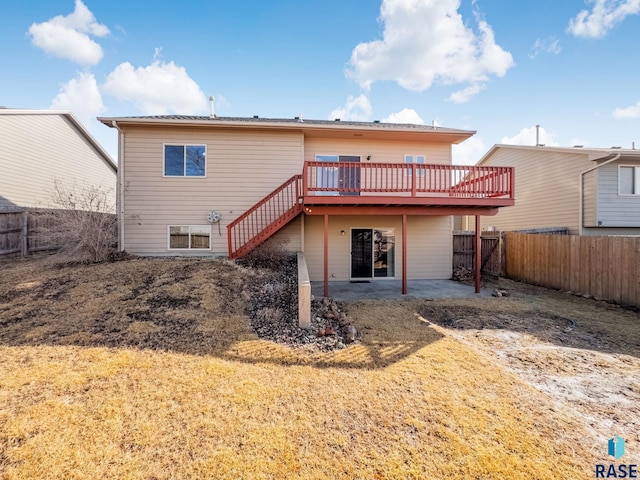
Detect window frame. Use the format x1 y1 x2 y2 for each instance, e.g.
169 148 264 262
405 154 425 177
618 165 640 196
167 225 212 250
163 143 207 178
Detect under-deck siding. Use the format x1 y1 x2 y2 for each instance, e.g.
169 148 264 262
303 215 452 282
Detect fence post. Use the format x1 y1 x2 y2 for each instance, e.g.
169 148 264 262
21 210 28 256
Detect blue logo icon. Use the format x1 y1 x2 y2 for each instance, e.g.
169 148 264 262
608 436 625 459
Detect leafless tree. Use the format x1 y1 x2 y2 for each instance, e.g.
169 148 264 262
39 180 117 263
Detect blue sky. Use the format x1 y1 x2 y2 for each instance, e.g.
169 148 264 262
2 0 640 164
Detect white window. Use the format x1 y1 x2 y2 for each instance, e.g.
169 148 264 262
164 144 206 177
405 154 425 176
168 225 211 249
619 166 640 195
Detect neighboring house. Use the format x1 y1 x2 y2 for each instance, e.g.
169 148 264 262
0 109 117 210
473 144 640 236
98 115 514 293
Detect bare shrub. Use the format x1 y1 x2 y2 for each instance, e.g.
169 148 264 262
254 307 284 323
39 181 117 263
240 241 293 269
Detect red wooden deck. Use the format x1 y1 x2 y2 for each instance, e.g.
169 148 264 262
302 161 514 206
227 162 514 259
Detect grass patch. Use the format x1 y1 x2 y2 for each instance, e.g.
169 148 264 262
0 256 599 478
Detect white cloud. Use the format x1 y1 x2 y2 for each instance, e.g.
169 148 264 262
102 57 208 115
567 0 640 38
452 135 485 165
448 83 486 104
613 101 640 119
329 94 372 121
381 108 425 124
28 0 109 65
50 72 105 125
346 0 513 100
501 126 559 146
529 37 561 58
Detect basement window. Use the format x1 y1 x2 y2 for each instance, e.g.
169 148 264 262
168 225 211 249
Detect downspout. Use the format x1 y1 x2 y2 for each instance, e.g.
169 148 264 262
579 152 620 235
111 121 125 251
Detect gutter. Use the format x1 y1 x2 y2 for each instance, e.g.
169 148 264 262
111 120 125 251
578 152 621 234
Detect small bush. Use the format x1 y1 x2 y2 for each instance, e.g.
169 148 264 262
240 241 293 270
39 181 117 263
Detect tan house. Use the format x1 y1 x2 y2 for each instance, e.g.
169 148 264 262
0 109 117 210
473 144 640 236
99 115 514 295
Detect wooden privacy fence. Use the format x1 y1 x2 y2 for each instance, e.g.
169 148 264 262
453 231 506 277
0 210 56 256
506 232 640 308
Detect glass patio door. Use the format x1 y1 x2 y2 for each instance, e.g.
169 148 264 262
351 228 395 279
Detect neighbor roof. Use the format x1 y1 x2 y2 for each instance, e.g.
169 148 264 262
478 143 640 165
98 115 475 144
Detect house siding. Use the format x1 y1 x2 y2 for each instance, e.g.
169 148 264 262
268 216 302 252
303 215 452 282
481 148 589 234
582 227 640 236
594 160 640 227
582 169 597 227
0 113 116 210
121 125 303 255
304 138 451 165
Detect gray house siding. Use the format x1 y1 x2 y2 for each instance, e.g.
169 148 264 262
594 160 640 228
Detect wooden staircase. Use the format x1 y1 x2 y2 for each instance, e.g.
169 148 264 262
227 175 303 259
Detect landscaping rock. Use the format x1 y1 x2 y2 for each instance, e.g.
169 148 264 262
243 255 359 351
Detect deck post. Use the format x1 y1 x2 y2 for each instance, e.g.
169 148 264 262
402 214 407 295
475 215 481 294
324 214 329 298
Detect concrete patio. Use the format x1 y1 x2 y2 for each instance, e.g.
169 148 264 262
311 279 491 301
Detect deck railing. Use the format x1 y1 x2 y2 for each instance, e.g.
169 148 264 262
227 175 303 258
303 162 514 198
227 163 513 258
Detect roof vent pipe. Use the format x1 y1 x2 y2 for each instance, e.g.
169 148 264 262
209 96 215 118
536 125 540 146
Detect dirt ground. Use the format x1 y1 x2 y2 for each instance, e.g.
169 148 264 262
1 254 639 466
419 277 640 457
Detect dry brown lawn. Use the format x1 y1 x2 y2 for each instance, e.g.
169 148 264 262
1 255 630 479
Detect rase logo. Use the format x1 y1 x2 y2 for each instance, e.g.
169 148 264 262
596 436 637 478
610 436 626 460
